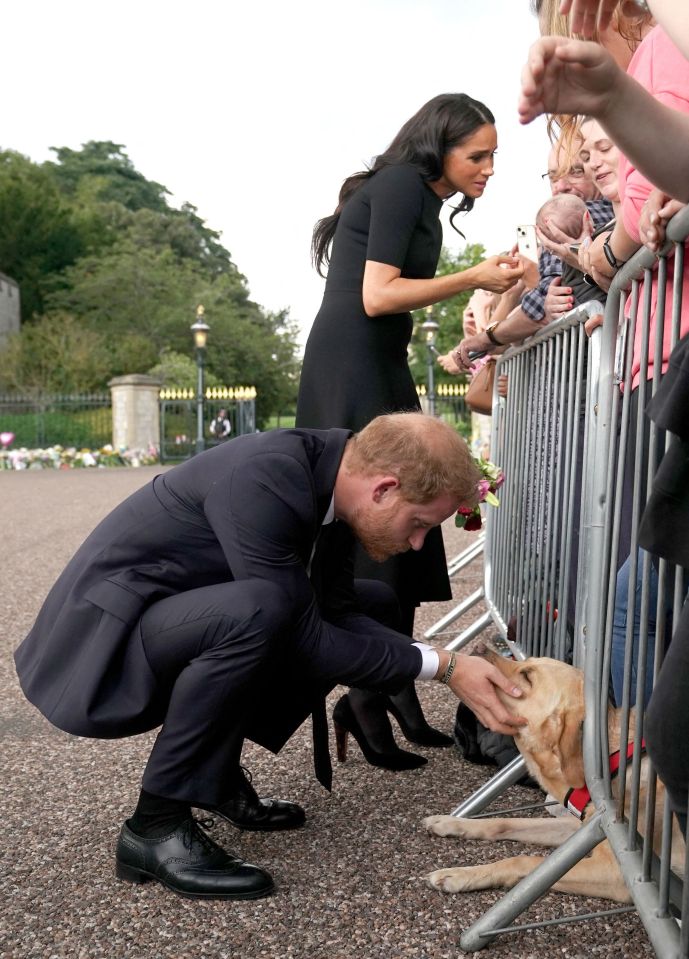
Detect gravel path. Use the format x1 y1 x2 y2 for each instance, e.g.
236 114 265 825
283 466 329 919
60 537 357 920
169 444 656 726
1 468 655 958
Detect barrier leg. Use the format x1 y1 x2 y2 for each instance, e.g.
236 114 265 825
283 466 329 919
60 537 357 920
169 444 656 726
451 756 527 818
458 814 607 952
423 588 485 640
445 611 493 652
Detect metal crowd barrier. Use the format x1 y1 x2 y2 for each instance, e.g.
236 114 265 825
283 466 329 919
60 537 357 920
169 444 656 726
449 299 604 817
455 207 689 954
423 534 488 647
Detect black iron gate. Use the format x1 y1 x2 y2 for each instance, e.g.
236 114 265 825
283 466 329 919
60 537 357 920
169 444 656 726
159 387 257 463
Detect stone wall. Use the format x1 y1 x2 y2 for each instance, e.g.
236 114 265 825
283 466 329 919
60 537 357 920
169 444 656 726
0 272 20 347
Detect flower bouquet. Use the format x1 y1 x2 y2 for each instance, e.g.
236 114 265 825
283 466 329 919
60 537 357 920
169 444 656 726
455 456 504 531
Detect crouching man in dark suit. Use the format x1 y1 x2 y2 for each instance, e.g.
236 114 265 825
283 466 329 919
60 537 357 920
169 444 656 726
15 412 525 901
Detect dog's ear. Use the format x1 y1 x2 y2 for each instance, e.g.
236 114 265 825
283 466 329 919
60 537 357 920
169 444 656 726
536 709 585 788
556 710 585 788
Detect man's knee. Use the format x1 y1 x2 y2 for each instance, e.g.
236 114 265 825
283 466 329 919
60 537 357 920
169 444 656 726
226 580 291 637
352 578 402 631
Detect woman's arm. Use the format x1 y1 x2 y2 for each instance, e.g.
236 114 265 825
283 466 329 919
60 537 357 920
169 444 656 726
362 256 523 317
578 219 640 290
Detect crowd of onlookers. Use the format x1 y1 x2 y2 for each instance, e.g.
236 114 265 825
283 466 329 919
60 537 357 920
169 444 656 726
446 0 689 830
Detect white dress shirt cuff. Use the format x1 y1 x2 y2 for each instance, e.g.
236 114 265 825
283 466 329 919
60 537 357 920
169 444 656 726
412 642 440 680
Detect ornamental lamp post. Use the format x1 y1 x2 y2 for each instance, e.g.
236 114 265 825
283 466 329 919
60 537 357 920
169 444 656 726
190 304 210 455
421 306 440 416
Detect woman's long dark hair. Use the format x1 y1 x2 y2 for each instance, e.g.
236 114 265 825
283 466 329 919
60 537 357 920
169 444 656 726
311 93 495 276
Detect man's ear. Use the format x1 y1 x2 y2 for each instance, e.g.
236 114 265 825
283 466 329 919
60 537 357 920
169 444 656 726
371 476 400 503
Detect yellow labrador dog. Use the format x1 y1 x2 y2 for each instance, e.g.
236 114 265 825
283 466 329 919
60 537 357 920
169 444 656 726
425 651 684 903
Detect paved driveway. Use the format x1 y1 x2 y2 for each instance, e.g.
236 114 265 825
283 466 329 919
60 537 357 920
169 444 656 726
1 468 654 958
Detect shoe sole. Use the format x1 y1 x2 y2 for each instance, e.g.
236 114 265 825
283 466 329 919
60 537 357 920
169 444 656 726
115 861 275 900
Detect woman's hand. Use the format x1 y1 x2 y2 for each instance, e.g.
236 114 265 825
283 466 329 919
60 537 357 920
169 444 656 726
584 312 604 336
639 189 686 252
543 277 574 322
578 232 610 278
437 351 462 375
451 333 492 372
518 36 623 125
468 256 524 294
536 210 593 270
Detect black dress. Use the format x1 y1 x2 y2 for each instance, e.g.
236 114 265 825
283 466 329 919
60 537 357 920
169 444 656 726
296 163 452 604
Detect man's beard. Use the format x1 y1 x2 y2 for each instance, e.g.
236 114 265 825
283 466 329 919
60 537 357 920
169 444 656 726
349 501 410 563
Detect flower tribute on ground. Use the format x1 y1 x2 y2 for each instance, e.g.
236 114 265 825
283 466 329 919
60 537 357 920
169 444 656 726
0 444 159 470
455 456 504 532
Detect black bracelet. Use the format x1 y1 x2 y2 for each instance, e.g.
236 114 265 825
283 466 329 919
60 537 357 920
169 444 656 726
603 234 626 270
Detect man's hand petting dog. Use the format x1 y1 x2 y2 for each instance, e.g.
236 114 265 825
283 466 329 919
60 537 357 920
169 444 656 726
444 653 526 736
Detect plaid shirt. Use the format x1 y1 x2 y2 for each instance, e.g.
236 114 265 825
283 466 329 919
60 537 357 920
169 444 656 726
520 198 614 323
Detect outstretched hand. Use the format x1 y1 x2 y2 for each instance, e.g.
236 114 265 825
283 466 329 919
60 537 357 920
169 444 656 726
639 189 686 252
518 36 621 125
448 655 527 736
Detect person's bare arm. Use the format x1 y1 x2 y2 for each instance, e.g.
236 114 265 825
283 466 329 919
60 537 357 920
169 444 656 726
578 219 640 290
519 37 689 202
362 256 523 317
452 305 544 371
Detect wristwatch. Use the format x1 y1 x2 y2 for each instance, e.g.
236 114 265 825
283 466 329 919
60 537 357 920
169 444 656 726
484 320 503 347
603 233 626 271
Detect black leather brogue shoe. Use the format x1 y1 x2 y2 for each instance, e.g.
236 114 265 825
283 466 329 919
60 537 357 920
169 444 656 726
115 817 274 900
198 767 306 832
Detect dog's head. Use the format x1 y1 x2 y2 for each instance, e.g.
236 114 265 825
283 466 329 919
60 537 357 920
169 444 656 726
483 647 586 790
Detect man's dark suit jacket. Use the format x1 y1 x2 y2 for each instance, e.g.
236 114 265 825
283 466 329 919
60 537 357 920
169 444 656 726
15 428 422 754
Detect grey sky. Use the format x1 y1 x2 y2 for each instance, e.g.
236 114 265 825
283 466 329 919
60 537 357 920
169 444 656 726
3 0 550 345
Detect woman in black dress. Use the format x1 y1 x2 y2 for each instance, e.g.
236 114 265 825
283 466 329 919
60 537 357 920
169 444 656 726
296 93 523 770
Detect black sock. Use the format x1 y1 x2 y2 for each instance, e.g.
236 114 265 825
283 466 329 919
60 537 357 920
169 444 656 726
127 789 191 839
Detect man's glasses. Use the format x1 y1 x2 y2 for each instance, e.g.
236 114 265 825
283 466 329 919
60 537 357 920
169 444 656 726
541 167 586 183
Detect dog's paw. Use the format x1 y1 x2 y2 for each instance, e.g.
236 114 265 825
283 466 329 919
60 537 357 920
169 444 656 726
426 866 478 893
424 814 467 837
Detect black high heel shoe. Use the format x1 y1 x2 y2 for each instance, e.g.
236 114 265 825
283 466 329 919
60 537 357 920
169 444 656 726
332 693 427 771
382 685 454 748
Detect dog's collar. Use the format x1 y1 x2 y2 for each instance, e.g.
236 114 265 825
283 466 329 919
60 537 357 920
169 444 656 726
563 740 646 820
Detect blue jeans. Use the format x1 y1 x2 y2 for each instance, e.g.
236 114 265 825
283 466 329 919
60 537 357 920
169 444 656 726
611 550 667 708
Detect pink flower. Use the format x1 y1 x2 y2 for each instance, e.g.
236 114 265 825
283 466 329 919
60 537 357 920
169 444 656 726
477 479 492 501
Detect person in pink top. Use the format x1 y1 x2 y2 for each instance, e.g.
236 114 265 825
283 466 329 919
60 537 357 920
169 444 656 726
616 25 689 388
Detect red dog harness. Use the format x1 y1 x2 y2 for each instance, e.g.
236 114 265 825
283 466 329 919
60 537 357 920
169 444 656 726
563 741 645 820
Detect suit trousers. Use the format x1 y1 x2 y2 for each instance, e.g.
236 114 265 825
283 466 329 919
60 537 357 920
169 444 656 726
137 577 402 805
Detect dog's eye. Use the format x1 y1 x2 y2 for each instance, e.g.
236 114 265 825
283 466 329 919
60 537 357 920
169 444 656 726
519 668 534 686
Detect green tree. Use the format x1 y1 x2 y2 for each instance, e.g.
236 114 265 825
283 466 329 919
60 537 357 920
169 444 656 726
407 243 486 387
46 142 234 276
147 350 220 391
0 151 85 320
0 313 110 394
0 141 301 420
46 141 170 212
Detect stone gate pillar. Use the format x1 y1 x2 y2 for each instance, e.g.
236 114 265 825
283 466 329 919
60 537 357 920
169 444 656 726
108 374 162 452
